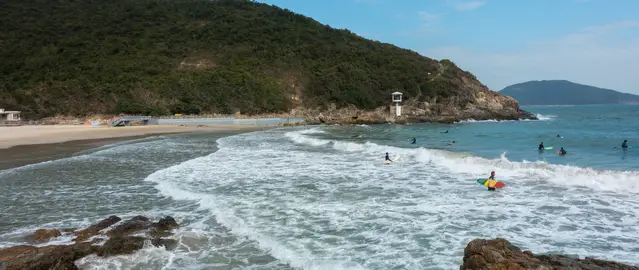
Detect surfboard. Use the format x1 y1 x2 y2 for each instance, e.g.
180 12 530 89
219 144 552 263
477 178 506 189
383 155 400 164
537 147 553 150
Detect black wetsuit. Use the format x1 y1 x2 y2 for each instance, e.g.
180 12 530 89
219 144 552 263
622 142 628 149
538 144 544 150
385 154 391 161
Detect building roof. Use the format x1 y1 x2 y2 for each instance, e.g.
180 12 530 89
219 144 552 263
0 111 21 114
391 91 403 95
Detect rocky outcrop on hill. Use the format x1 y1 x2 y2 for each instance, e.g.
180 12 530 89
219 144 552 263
304 91 537 125
0 215 179 270
461 238 638 270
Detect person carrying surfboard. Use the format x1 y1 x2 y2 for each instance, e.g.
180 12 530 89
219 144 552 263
622 140 628 149
487 171 497 191
538 142 545 150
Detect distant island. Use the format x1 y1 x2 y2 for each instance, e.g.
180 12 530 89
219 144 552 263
500 80 639 105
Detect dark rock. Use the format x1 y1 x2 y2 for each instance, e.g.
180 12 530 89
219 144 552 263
26 229 62 244
106 216 151 237
96 236 145 257
2 243 95 270
149 216 179 238
154 216 179 231
0 245 37 263
460 238 639 270
1 215 180 269
151 238 178 251
73 215 121 242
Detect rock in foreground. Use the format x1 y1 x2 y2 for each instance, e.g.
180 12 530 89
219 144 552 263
0 215 179 270
461 238 638 270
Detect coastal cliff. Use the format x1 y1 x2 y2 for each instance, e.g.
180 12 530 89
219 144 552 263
0 0 535 123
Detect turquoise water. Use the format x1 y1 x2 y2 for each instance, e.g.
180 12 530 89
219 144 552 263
329 104 639 172
1 105 638 269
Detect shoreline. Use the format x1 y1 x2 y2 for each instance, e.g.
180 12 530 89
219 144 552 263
0 124 271 170
0 124 266 149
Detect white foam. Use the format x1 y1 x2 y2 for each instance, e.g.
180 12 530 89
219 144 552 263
535 113 555 121
139 128 639 269
456 113 554 123
75 242 175 270
285 129 639 193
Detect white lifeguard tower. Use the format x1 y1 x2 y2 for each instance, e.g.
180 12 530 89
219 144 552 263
391 92 403 117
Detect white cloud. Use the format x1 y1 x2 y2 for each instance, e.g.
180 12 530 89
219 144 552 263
453 0 486 11
421 20 639 94
417 11 441 23
394 11 444 36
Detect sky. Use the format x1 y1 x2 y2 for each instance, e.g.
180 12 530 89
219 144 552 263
256 0 639 94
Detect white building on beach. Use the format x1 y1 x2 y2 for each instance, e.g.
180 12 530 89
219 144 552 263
0 109 21 124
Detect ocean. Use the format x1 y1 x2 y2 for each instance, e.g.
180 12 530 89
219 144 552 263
1 104 638 269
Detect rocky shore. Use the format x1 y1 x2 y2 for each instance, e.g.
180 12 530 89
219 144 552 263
461 238 638 270
304 91 538 125
2 224 636 270
0 215 179 270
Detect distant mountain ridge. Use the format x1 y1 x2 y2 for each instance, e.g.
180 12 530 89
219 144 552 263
499 80 639 105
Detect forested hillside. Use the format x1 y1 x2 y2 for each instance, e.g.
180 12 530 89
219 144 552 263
2 0 488 118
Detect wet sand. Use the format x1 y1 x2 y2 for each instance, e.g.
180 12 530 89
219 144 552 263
0 125 262 149
0 124 269 170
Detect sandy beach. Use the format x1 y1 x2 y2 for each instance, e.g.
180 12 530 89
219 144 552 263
0 124 269 170
0 124 263 149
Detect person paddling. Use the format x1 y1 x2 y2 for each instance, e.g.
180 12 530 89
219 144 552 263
559 147 567 155
622 140 628 149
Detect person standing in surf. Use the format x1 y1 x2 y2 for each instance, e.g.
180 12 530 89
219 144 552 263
410 137 416 144
622 140 628 149
487 171 497 191
538 142 545 150
385 152 392 162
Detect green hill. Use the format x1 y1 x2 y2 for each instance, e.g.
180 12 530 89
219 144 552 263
500 80 639 105
0 0 526 121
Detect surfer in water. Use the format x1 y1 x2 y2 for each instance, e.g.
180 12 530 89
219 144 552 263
442 130 449 134
622 140 628 149
487 171 497 191
557 134 561 138
538 142 545 150
410 137 416 144
385 152 392 162
559 147 567 155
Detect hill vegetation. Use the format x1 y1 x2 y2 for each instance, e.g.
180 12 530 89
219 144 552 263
500 80 639 105
2 0 495 119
